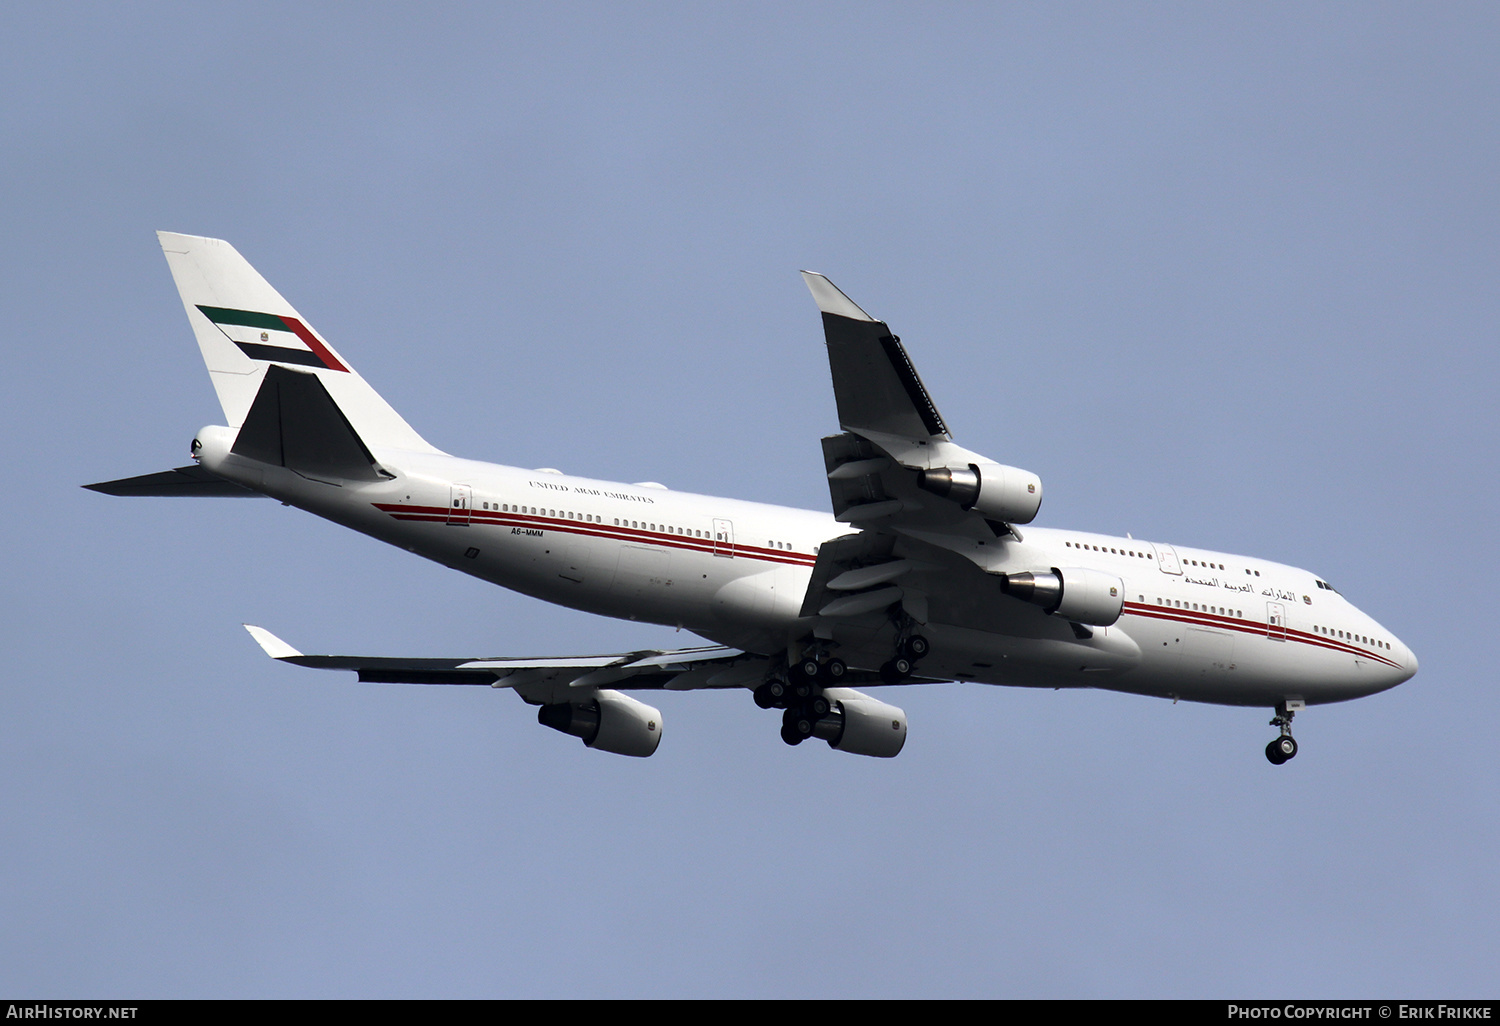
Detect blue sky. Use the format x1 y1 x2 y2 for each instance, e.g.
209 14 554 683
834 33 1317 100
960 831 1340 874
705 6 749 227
2 2 1497 997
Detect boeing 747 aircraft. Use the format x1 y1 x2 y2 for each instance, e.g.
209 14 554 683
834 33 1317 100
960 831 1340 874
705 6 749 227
87 233 1416 762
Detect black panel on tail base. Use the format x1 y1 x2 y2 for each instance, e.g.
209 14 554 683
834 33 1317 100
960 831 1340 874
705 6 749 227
231 364 385 482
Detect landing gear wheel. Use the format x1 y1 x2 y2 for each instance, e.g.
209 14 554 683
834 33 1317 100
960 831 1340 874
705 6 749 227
809 694 831 717
1266 735 1298 765
798 657 822 682
880 656 914 684
1266 702 1298 765
753 683 783 710
780 723 805 746
783 707 815 738
902 635 929 661
820 658 847 683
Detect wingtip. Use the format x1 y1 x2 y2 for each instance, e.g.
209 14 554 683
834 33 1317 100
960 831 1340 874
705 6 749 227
157 229 228 252
156 229 196 254
244 624 303 660
800 271 876 322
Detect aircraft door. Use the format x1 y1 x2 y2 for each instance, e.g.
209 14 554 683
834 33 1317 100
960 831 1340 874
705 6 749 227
1266 602 1286 641
559 533 593 585
448 484 472 525
1152 542 1182 575
712 518 734 557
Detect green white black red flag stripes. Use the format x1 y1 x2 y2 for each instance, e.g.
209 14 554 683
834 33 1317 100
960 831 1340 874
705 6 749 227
159 232 438 451
196 305 349 372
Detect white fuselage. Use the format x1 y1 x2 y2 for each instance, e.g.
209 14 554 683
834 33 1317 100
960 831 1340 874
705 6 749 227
194 427 1417 709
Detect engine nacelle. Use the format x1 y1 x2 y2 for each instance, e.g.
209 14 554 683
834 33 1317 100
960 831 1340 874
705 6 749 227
537 689 662 757
812 689 908 758
1000 566 1124 626
917 460 1043 524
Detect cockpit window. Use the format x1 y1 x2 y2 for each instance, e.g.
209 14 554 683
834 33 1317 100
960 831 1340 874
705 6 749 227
1315 579 1340 595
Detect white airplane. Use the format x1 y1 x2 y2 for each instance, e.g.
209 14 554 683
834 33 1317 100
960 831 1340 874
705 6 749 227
88 232 1417 763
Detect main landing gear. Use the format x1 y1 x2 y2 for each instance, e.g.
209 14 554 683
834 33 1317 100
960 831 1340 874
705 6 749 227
880 634 928 684
753 675 834 748
1265 702 1299 765
754 654 842 745
757 635 929 746
791 654 846 685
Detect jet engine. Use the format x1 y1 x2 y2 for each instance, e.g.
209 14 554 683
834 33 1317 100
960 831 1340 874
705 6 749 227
809 689 908 758
1000 567 1124 626
538 689 663 757
917 460 1043 524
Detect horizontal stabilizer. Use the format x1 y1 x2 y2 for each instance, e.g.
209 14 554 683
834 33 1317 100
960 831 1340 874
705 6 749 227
84 464 263 497
232 364 385 482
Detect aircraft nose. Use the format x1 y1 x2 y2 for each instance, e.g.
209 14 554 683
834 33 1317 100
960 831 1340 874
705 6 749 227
1384 635 1418 688
1397 640 1418 682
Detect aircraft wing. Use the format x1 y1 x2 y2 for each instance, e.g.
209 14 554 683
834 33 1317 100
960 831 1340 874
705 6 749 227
244 624 942 701
802 272 1042 549
799 273 1055 638
245 626 925 757
802 272 952 444
243 624 768 706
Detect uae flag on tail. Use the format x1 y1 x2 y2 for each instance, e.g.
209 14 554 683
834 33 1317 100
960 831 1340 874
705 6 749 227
197 305 348 372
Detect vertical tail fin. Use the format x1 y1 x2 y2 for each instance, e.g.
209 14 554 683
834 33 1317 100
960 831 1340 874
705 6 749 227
157 232 442 454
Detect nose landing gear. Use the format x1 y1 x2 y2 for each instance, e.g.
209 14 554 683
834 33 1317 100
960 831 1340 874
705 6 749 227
1266 702 1299 765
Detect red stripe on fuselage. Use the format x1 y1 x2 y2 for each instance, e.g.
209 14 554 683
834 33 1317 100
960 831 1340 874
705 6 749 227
369 505 1398 663
371 503 819 568
1120 601 1400 668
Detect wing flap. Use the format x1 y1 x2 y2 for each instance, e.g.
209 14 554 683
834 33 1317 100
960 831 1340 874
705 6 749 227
797 529 894 619
802 271 949 442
